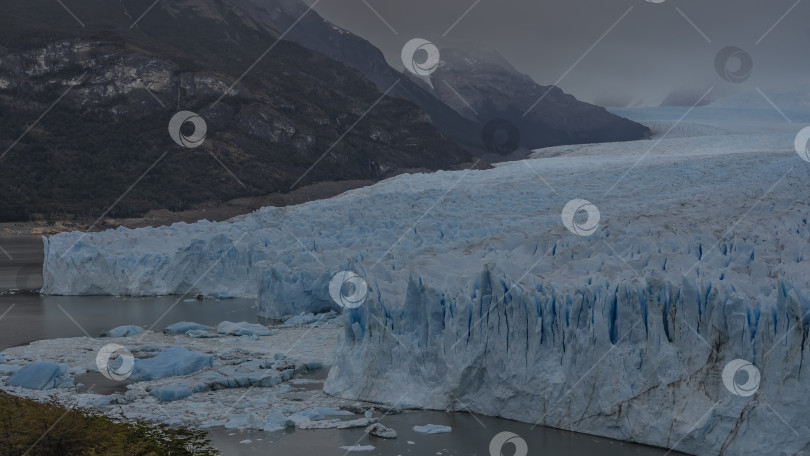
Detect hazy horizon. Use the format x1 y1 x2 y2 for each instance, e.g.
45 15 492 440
305 0 809 106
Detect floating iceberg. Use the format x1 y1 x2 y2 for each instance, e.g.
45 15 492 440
106 325 143 337
413 424 451 434
7 362 73 390
129 346 213 381
366 423 397 438
299 417 375 430
164 321 211 334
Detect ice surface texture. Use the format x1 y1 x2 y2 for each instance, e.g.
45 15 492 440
107 325 143 337
42 105 810 455
164 321 211 334
129 346 213 381
7 362 73 390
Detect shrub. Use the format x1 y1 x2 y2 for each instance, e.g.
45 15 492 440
0 391 219 456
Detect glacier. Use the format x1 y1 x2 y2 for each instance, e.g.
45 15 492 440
41 99 810 455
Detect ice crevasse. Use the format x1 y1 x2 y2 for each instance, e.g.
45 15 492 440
41 108 810 455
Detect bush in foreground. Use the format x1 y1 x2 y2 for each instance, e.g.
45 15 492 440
0 391 219 455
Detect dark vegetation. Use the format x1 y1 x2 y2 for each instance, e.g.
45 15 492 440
0 0 474 222
0 391 218 456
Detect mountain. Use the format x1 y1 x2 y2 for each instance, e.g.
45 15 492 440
157 1 650 156
420 47 651 157
223 0 486 152
0 0 477 222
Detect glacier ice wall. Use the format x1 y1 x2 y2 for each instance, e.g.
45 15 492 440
324 265 810 456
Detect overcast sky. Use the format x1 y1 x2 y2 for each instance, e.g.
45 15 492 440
304 0 810 105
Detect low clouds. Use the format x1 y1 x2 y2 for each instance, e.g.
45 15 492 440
307 0 809 105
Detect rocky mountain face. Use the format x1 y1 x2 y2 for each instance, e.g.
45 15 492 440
0 0 475 221
222 1 650 157
210 0 487 152
424 47 651 155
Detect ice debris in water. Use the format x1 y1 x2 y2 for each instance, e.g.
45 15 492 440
164 321 211 334
413 424 452 434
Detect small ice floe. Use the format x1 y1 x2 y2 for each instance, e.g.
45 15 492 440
366 423 397 438
299 417 376 430
164 321 211 334
413 424 452 434
217 321 272 336
129 346 213 381
105 325 144 338
339 445 375 452
7 361 73 390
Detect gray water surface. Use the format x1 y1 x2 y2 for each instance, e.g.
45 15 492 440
208 409 684 456
0 294 258 349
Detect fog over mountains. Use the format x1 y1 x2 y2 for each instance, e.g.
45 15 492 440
308 0 810 106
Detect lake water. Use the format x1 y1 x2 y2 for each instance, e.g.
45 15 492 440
0 236 684 456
